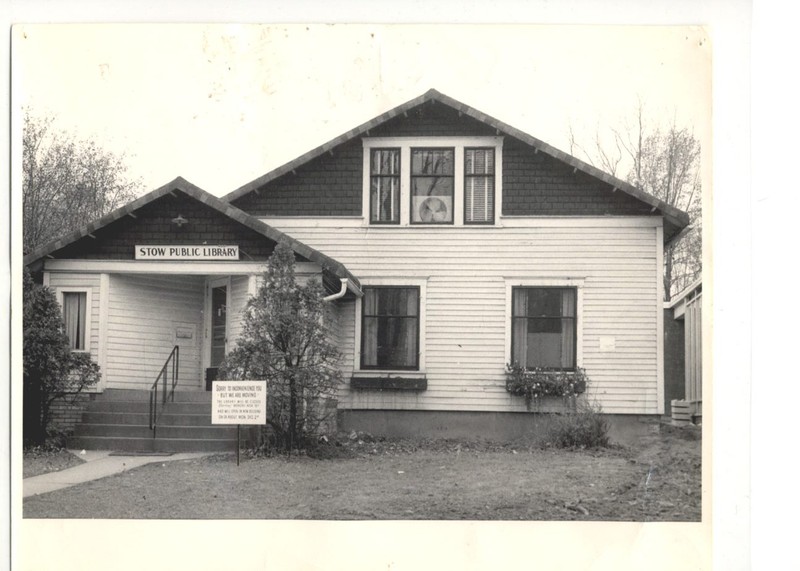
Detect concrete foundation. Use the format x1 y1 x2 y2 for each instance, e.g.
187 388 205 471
337 409 661 447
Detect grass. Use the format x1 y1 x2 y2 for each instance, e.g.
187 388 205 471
23 448 85 479
23 424 701 521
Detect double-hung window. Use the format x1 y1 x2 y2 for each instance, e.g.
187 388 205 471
370 148 401 224
361 286 420 370
511 287 576 369
410 148 454 224
464 148 495 224
58 290 90 352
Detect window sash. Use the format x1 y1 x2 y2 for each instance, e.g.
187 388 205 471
511 287 576 369
361 287 420 370
62 291 87 351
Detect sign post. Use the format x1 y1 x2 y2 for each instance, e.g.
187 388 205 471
211 380 267 466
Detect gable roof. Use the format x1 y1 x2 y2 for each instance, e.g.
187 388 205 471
224 88 690 242
24 177 361 291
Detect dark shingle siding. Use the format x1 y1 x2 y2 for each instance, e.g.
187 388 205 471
54 192 279 261
502 138 652 216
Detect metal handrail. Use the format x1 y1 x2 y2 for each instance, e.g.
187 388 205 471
149 345 180 437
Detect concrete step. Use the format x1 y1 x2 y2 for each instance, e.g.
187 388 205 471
68 435 237 453
86 401 212 414
101 388 212 403
74 423 237 439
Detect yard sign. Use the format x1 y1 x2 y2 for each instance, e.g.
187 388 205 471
211 380 267 425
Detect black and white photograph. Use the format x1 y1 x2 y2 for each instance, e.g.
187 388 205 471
8 15 735 571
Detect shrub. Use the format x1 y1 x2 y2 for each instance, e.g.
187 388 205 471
219 241 342 453
545 400 611 449
23 268 100 445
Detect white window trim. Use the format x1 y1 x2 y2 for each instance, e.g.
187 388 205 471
353 277 428 375
504 278 585 369
362 136 503 227
55 287 93 354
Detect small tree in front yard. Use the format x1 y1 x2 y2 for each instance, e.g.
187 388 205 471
23 268 100 446
219 241 342 452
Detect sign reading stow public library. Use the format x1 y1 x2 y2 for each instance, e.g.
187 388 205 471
135 245 239 260
212 380 267 425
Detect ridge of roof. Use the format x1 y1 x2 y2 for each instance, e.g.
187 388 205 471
222 88 690 236
23 177 360 289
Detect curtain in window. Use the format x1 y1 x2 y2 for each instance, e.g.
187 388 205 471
63 292 86 351
560 290 575 368
512 291 528 366
362 290 379 366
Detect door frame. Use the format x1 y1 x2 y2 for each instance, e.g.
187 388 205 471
203 276 231 372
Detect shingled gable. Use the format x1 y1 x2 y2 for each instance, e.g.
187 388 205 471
224 89 690 242
24 176 360 292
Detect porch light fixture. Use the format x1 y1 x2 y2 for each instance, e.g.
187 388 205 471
171 214 188 227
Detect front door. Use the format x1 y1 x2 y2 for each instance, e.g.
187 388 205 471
206 278 229 389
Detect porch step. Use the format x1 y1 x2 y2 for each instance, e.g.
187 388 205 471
68 387 238 453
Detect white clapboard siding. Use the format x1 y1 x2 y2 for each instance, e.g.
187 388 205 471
267 218 661 414
105 274 205 390
228 275 251 348
46 273 101 361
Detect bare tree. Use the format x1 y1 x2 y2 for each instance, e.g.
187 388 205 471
23 109 144 254
570 103 702 300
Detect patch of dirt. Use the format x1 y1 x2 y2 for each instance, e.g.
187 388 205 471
23 448 85 479
23 424 701 521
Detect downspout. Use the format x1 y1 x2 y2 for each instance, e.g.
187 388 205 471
323 278 349 302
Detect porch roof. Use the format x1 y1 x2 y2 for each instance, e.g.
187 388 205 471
24 177 361 293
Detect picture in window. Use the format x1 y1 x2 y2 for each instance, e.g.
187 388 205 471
411 148 454 224
361 287 419 369
512 287 576 369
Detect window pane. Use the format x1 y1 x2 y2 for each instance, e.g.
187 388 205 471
465 177 494 222
511 288 576 369
362 287 419 369
63 292 87 351
465 149 494 174
411 149 453 175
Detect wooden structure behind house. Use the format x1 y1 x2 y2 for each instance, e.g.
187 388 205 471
665 279 702 424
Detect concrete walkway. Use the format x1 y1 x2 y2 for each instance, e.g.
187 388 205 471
23 450 211 498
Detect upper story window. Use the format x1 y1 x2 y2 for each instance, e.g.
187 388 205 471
363 137 503 226
410 148 454 224
370 148 401 224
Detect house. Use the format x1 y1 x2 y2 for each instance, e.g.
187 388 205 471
24 89 690 449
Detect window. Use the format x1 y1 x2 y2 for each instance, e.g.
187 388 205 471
62 291 88 351
464 148 495 224
361 286 420 370
511 287 576 369
370 148 401 223
363 137 503 226
410 148 454 224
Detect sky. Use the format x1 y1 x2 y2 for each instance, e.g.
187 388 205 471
13 24 711 197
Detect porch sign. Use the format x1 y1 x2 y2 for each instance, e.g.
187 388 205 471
135 245 239 260
212 380 267 425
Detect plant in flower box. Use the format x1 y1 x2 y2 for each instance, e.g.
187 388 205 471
505 363 588 410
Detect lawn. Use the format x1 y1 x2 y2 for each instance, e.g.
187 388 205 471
23 448 85 479
23 424 701 521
